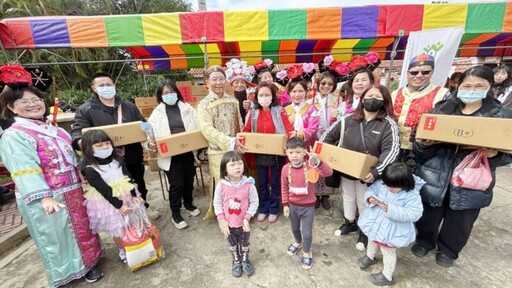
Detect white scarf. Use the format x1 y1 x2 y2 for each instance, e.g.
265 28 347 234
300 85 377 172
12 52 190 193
292 100 306 131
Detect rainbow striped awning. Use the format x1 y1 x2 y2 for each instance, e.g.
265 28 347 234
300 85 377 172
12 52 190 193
1 2 511 70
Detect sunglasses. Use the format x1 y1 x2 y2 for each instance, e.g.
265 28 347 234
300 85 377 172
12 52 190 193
408 70 432 76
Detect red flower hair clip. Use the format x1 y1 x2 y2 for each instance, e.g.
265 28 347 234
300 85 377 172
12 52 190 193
0 65 32 87
286 64 304 80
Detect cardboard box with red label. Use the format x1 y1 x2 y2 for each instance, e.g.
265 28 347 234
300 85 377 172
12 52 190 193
237 132 287 156
416 114 512 151
313 141 378 180
156 130 209 158
82 121 147 147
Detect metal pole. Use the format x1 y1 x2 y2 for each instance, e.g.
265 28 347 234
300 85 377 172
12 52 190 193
0 40 10 63
387 36 401 90
202 36 208 83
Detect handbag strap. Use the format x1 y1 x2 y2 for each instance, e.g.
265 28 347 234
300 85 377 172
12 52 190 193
359 122 368 153
117 103 123 124
337 117 345 148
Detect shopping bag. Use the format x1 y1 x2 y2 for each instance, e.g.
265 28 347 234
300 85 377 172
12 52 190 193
120 205 164 272
450 149 492 191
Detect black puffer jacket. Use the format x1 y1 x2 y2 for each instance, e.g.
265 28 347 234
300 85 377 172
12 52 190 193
71 95 145 165
413 97 512 210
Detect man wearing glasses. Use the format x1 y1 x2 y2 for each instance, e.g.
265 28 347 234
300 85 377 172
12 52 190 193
391 54 450 167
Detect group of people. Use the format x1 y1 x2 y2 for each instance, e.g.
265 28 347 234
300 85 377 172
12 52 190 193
0 50 510 287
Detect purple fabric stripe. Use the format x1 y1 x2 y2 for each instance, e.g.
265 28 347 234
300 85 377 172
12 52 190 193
342 7 379 38
30 19 71 48
295 40 317 63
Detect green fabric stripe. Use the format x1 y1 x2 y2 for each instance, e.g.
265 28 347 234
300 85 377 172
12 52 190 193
353 38 376 52
262 40 280 63
104 16 144 46
268 9 306 40
181 44 205 68
465 3 506 33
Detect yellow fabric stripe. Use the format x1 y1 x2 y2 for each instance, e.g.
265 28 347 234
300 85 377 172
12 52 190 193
125 238 153 252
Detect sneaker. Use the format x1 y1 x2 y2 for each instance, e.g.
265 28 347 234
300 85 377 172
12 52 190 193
268 214 278 224
232 262 242 277
242 261 254 276
172 214 188 229
185 205 201 217
358 256 377 270
146 207 161 220
369 272 395 286
257 213 267 222
356 231 368 251
334 221 358 236
84 266 103 283
118 249 127 263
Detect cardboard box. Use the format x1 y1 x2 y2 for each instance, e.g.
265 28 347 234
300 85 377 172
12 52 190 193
237 132 287 156
176 80 194 87
134 97 158 107
191 86 209 97
82 121 147 146
313 141 378 180
416 114 512 151
156 130 209 158
138 106 155 119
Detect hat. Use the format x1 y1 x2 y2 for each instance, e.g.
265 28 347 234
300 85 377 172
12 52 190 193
276 62 316 86
206 65 226 78
252 59 275 76
225 58 255 87
408 54 435 69
319 52 381 82
0 65 53 92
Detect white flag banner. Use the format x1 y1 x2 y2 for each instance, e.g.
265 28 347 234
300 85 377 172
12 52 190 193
400 27 464 88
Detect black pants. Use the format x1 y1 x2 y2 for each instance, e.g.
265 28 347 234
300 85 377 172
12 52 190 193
415 196 480 259
164 152 196 215
126 161 149 208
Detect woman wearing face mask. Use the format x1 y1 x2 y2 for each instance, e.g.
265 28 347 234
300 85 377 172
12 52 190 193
243 82 294 224
412 66 512 268
0 66 103 287
322 85 399 251
146 80 201 229
491 65 512 109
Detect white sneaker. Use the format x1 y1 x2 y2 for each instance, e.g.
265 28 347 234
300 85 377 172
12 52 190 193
146 207 161 220
172 217 188 230
186 208 201 217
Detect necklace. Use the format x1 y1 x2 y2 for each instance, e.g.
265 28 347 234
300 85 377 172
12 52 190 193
288 162 308 187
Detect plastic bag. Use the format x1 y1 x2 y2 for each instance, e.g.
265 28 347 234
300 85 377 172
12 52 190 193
119 205 164 272
451 149 492 191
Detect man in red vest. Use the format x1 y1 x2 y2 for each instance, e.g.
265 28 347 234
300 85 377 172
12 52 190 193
391 54 450 167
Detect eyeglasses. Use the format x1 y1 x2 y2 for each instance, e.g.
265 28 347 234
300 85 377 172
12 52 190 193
15 98 44 106
320 81 334 86
408 70 432 76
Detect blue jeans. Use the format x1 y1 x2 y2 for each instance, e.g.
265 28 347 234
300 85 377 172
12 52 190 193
256 157 284 215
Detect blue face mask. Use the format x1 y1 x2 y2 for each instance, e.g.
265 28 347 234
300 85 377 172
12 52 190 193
457 89 487 104
162 93 178 105
93 148 113 159
96 86 116 99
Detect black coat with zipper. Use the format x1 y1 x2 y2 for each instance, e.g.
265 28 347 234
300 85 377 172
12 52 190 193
413 97 512 210
71 95 146 165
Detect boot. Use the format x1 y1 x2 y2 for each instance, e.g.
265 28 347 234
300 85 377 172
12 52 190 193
356 229 368 251
334 218 358 236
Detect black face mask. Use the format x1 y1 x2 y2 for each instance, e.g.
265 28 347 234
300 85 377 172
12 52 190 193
363 98 384 112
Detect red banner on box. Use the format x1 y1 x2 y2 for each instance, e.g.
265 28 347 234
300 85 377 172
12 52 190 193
159 143 168 153
178 86 192 102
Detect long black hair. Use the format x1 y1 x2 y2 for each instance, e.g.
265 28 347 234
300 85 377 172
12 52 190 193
155 80 184 104
79 129 123 175
455 66 494 107
492 65 512 96
253 82 279 109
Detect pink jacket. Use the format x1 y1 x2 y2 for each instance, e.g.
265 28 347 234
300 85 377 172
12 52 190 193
213 176 259 228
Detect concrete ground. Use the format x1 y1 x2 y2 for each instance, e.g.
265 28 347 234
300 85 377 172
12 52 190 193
0 166 511 288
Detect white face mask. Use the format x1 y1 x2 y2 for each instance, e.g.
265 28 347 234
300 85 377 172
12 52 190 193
258 97 272 108
457 89 487 104
93 147 113 159
96 86 116 99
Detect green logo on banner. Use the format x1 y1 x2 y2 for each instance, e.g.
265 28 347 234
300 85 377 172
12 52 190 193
423 42 444 58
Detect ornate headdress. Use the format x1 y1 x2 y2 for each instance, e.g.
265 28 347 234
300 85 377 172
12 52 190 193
252 59 275 76
225 58 255 87
275 62 316 86
318 52 381 82
0 65 53 92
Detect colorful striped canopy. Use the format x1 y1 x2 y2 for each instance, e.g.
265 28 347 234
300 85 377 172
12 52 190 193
0 2 511 70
